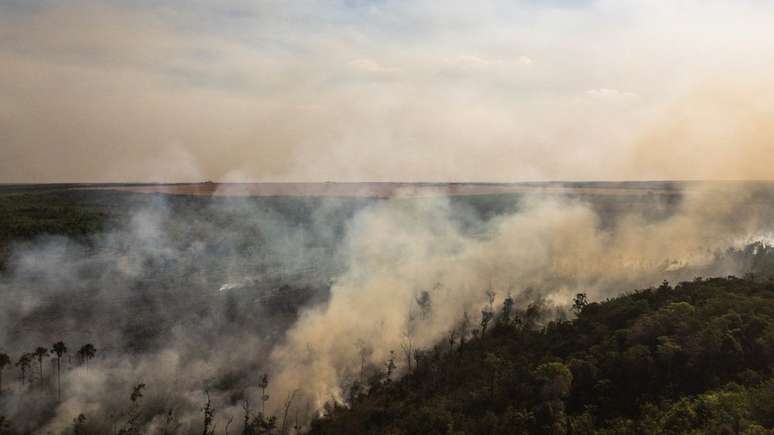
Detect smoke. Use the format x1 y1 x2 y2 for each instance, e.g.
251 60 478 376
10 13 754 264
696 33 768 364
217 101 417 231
0 193 371 433
0 182 773 433
266 183 774 412
628 80 774 181
3 2 774 431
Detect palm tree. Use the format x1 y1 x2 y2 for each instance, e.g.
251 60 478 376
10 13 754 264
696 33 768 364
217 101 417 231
0 353 10 393
32 347 49 382
77 344 96 369
15 353 32 386
51 341 67 401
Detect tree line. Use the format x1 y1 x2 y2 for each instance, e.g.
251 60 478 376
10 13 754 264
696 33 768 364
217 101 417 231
309 276 774 434
0 342 96 400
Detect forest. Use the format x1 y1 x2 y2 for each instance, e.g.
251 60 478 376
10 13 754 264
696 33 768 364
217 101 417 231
2 185 774 434
309 276 774 435
5 276 774 434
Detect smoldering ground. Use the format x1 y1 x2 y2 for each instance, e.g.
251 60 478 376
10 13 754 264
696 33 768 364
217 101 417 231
2 184 774 434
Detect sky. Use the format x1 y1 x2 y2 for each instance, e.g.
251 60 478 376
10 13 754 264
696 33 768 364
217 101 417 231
2 0 774 182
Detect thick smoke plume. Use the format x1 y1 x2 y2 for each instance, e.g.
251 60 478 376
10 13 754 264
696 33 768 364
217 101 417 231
267 183 774 412
5 182 772 433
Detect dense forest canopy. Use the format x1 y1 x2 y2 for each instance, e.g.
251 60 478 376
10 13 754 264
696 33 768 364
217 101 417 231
310 276 774 435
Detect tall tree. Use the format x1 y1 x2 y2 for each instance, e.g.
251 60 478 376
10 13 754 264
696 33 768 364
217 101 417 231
259 374 270 415
14 353 32 386
201 390 214 435
572 293 588 316
77 344 96 369
118 383 146 435
51 341 68 401
500 294 514 326
0 353 10 393
385 351 397 382
481 288 496 336
416 290 432 320
32 347 49 382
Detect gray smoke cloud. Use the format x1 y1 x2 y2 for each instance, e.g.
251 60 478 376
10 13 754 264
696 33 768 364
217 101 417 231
1 184 774 433
267 183 774 412
0 194 366 433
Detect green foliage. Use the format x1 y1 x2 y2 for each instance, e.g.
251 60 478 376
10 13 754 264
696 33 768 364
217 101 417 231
309 277 774 434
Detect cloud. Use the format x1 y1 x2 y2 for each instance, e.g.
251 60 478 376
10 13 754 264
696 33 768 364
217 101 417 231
2 0 774 182
445 54 533 69
585 88 639 101
447 55 502 69
347 58 400 74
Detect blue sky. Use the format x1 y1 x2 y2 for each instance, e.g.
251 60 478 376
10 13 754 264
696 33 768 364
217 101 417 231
1 0 774 182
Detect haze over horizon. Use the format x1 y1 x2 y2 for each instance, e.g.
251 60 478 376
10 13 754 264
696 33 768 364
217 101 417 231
3 0 774 183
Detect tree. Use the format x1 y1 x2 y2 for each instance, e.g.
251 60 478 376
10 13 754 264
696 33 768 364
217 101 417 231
77 344 96 369
480 308 494 337
385 350 397 382
357 340 373 384
32 347 48 382
416 290 432 320
484 352 503 401
400 334 415 372
572 293 588 316
51 341 68 401
280 389 298 434
500 294 514 326
481 288 496 336
201 391 215 435
118 383 146 435
259 374 270 415
0 353 10 393
15 353 32 386
241 399 252 435
160 409 179 435
535 362 573 401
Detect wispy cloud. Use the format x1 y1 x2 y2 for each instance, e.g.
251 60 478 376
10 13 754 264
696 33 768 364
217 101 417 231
2 0 774 181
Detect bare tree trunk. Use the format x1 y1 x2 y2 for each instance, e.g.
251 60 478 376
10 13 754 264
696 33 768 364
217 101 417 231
224 416 233 435
57 357 61 401
280 390 298 434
